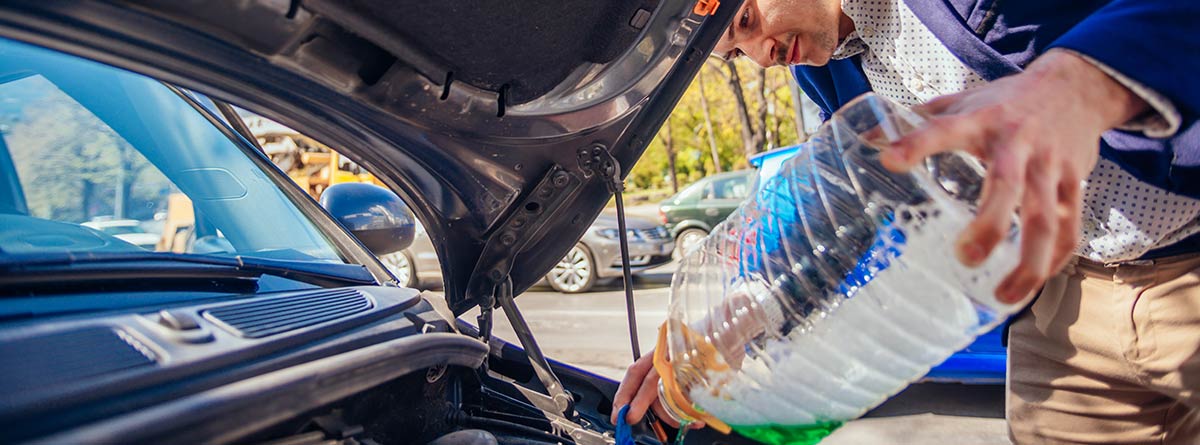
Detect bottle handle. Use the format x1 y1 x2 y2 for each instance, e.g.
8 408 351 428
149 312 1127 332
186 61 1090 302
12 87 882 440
653 322 732 434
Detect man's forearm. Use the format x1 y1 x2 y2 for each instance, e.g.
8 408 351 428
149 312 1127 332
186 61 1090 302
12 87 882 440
1028 50 1149 132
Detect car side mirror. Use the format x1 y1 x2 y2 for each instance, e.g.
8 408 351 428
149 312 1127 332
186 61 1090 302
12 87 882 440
320 183 415 255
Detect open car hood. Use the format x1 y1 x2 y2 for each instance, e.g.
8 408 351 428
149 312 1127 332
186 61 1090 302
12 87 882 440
0 0 736 314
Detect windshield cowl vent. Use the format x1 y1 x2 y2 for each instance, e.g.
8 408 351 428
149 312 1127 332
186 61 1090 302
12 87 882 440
0 327 157 397
204 289 372 338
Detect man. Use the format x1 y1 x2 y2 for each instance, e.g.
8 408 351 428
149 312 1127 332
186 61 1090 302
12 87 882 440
614 0 1200 442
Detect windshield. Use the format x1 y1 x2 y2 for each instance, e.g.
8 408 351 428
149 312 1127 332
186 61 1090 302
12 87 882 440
0 38 348 271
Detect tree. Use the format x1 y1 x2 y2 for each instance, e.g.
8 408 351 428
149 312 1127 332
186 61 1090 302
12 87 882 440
627 60 811 192
696 70 723 174
788 75 810 141
708 58 768 159
658 117 679 193
5 76 167 223
750 65 770 152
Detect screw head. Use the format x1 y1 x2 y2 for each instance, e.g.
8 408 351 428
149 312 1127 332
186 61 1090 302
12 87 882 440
552 171 570 188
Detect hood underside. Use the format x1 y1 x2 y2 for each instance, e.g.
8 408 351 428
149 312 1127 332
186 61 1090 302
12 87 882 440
0 0 736 314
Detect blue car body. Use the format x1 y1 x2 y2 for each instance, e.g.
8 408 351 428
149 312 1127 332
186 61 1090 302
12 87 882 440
749 145 1006 385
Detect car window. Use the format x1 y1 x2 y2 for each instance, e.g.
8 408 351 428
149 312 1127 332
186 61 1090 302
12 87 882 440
0 37 345 264
709 175 750 200
674 178 707 203
241 111 441 287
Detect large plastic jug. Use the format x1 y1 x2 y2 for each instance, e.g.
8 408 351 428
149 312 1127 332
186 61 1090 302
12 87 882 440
655 93 1026 444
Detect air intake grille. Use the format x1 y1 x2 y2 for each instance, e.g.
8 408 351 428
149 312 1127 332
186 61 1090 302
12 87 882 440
0 327 156 394
637 227 670 241
205 289 372 338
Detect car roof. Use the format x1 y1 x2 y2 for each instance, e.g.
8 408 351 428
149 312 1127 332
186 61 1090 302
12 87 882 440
749 144 801 168
700 169 755 182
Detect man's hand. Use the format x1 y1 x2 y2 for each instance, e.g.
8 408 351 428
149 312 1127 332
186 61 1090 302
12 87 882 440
610 351 705 429
879 49 1150 304
610 290 766 429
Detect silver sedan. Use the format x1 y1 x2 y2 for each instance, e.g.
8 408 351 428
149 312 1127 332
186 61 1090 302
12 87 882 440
381 213 673 293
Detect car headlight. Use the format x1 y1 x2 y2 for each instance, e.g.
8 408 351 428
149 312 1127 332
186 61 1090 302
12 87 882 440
656 226 669 238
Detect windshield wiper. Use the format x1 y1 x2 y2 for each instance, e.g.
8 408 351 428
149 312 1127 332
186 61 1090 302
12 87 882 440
0 252 377 289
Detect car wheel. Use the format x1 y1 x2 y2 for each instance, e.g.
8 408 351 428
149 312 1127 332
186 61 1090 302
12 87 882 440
546 243 596 293
675 228 708 259
381 250 417 288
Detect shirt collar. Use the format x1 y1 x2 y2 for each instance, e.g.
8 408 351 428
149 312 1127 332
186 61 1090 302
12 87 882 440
832 0 867 60
831 31 866 60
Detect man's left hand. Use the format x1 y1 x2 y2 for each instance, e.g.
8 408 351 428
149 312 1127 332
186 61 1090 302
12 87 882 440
879 49 1150 304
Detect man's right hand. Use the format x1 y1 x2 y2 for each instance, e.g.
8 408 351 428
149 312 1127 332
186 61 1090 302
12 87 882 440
610 351 705 430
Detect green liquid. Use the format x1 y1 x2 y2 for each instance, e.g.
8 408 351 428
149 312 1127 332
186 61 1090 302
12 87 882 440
731 422 843 445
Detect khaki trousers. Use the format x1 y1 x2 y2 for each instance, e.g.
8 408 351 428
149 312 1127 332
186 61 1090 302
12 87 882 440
1007 254 1200 444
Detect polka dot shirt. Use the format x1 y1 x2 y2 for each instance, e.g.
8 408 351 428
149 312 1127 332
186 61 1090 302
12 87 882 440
830 0 1200 262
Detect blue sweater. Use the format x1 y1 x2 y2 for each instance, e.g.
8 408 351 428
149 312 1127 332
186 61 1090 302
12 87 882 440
792 0 1200 258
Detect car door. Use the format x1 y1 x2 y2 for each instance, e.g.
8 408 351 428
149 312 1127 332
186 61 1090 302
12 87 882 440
674 180 711 224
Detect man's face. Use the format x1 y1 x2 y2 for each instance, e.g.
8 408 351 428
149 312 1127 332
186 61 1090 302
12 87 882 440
713 0 848 68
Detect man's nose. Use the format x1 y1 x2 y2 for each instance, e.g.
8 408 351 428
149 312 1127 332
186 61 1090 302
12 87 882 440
745 38 778 68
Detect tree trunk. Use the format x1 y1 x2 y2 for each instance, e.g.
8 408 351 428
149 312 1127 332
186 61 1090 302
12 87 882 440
114 145 127 219
80 179 93 220
788 76 809 140
118 143 144 220
722 61 767 159
772 100 785 148
659 119 679 193
696 71 723 174
753 66 769 154
767 72 784 149
723 61 755 158
120 177 136 219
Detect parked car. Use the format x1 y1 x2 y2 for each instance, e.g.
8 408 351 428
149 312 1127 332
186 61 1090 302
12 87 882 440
658 169 754 257
750 145 1006 384
81 218 162 250
0 3 746 445
381 214 673 294
544 212 673 293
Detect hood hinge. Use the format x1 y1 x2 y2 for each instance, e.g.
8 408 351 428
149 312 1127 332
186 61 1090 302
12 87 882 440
463 164 580 314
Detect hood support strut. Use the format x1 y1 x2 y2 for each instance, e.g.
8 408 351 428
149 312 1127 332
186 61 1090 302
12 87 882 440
577 145 643 361
494 277 577 420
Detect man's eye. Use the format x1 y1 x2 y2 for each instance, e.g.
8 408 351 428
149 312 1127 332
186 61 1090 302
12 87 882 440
740 9 750 28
